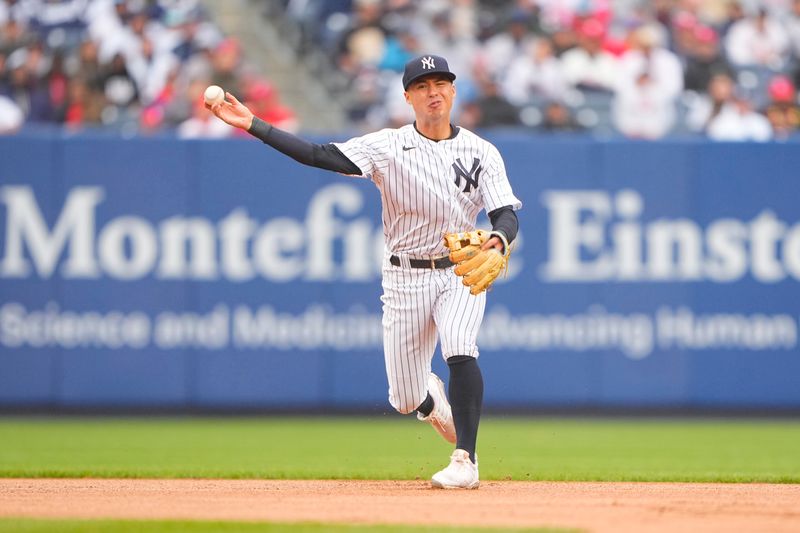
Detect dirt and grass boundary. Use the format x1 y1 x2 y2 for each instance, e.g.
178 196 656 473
2 479 800 532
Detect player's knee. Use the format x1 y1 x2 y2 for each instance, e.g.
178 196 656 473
394 403 417 415
446 354 477 366
389 394 424 415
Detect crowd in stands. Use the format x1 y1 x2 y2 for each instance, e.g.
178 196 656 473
4 0 800 140
281 0 800 140
0 0 296 136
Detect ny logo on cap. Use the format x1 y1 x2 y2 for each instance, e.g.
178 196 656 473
421 56 435 69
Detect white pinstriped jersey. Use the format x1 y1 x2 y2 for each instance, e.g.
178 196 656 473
335 124 522 258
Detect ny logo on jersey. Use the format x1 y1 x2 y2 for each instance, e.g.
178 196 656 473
452 157 482 193
421 56 435 69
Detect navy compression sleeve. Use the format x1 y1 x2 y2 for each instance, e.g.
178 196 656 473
248 117 362 175
488 206 518 244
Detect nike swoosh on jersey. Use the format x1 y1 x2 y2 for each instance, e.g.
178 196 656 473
402 146 416 151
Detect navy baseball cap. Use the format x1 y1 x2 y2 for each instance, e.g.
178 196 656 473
402 55 456 90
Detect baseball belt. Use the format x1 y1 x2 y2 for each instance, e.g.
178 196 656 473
389 255 453 269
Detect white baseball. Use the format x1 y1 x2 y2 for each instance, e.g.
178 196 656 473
204 85 225 105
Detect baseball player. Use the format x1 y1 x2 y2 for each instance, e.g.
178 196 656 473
208 55 521 489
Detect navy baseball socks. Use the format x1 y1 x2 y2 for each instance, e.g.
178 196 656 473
416 357 483 461
430 356 483 489
416 393 434 417
446 355 483 464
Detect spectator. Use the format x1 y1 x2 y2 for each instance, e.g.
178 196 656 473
87 0 130 57
686 72 735 131
46 50 69 115
560 17 618 92
719 1 747 36
66 38 102 89
243 79 298 134
139 63 181 132
668 10 699 58
502 36 566 105
469 76 521 128
683 26 733 94
0 93 23 133
0 17 34 52
29 0 87 49
61 75 105 128
126 32 177 104
23 39 51 79
789 0 800 58
708 95 773 141
282 0 347 50
549 23 579 57
787 0 800 86
335 0 387 77
478 9 534 81
98 51 138 109
99 8 174 103
210 37 243 99
149 63 188 125
612 69 677 139
724 7 790 69
539 100 584 132
763 75 800 139
3 46 54 122
165 5 220 63
617 24 683 100
687 73 772 141
612 24 682 139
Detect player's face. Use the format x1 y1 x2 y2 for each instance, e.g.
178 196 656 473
404 75 456 122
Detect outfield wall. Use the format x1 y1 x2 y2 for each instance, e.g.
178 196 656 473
1 133 799 410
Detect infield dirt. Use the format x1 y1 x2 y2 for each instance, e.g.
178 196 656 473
1 479 799 532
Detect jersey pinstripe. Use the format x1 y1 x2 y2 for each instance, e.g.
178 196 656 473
335 125 522 258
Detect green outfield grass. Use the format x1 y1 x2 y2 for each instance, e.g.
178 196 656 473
0 519 564 533
0 416 798 482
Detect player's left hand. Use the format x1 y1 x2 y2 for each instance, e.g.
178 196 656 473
443 230 510 295
481 236 504 253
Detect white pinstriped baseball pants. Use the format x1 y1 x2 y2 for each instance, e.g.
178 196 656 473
380 256 486 414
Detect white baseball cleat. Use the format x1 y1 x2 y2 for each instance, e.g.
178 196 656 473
431 449 480 489
416 372 457 444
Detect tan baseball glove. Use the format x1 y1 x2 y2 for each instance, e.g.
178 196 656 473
443 230 510 295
